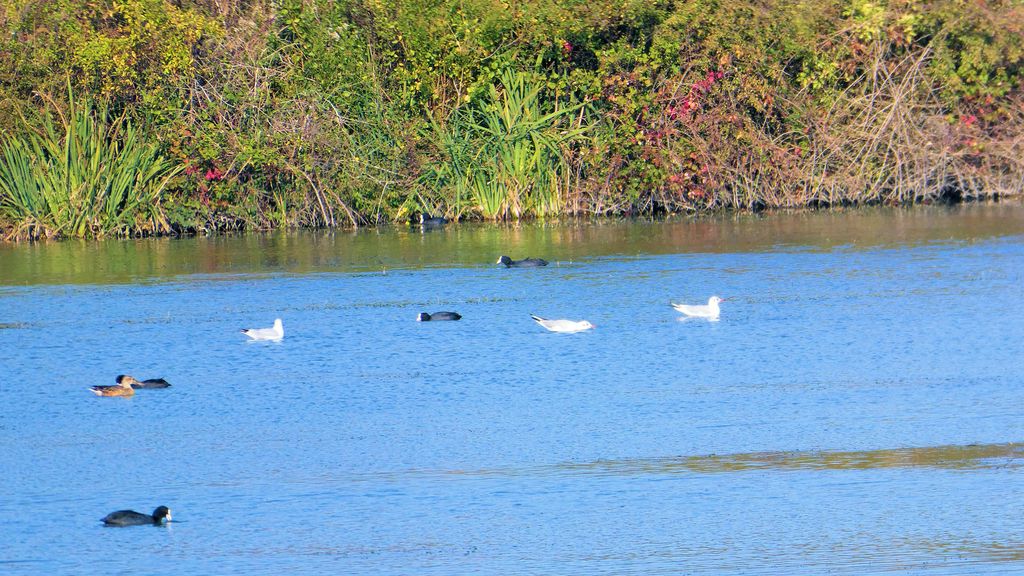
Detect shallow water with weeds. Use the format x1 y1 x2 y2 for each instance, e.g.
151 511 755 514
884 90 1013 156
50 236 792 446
2 205 1023 575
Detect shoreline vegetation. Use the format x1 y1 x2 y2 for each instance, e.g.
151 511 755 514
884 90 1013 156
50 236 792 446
0 0 1022 240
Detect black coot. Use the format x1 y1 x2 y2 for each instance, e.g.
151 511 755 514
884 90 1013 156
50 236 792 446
102 506 171 526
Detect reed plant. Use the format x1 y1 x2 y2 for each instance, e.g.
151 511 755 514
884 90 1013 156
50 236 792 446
0 93 181 239
426 70 589 219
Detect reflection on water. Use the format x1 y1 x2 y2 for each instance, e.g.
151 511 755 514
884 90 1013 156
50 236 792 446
429 441 1024 480
0 322 29 329
1 204 1023 575
587 440 1024 473
1 203 1022 286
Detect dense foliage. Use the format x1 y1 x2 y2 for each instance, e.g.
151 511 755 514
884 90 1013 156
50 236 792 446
1 0 1021 238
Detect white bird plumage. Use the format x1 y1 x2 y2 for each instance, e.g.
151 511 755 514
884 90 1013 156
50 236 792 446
531 315 595 333
671 296 725 319
242 318 284 341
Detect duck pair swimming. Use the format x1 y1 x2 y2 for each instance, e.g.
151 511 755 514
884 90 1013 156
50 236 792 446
89 375 171 397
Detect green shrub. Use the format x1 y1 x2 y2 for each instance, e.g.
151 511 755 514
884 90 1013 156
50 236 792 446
0 0 1021 237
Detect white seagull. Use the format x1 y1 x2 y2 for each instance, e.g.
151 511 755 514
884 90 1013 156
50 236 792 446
671 296 726 319
531 315 595 333
242 318 284 341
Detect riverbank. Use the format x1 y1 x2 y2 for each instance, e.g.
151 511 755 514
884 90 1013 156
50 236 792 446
3 203 1023 284
1 0 1022 239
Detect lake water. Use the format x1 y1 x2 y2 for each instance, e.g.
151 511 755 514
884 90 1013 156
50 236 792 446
1 204 1023 574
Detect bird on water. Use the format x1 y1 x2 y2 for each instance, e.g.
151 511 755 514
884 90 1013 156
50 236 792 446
89 378 135 397
418 213 448 228
242 318 284 341
101 506 172 526
671 296 727 319
117 375 171 389
417 312 462 321
531 315 595 333
497 255 548 268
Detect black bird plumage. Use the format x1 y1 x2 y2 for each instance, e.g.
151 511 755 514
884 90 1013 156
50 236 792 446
413 213 448 228
497 255 548 268
101 506 171 526
117 375 171 389
417 311 462 321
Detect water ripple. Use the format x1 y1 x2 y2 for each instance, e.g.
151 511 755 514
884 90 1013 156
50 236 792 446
343 441 1024 483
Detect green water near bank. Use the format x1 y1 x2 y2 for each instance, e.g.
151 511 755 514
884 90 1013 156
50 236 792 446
2 203 1022 286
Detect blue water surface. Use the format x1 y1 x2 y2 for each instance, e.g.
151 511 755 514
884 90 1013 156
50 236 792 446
1 207 1023 574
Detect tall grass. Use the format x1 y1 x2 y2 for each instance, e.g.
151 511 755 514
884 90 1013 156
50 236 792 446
0 94 181 240
425 70 589 219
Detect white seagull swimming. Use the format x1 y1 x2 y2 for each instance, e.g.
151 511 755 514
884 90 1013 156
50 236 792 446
671 296 726 319
531 315 595 333
242 318 284 341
